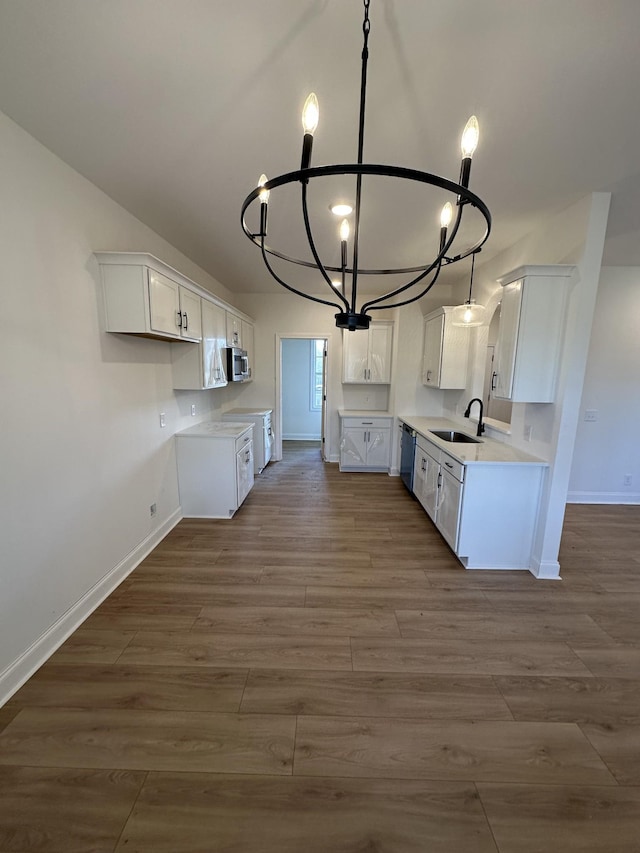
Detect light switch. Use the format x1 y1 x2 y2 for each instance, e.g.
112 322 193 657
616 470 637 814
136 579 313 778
160 412 166 428
584 409 598 422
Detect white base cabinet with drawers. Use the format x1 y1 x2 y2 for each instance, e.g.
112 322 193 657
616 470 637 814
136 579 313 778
222 408 273 474
175 422 254 518
412 431 545 569
339 413 392 472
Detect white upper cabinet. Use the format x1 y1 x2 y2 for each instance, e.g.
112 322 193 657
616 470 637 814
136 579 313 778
98 256 202 342
422 307 470 389
493 265 574 403
172 299 227 390
342 321 393 384
226 312 242 347
241 319 254 381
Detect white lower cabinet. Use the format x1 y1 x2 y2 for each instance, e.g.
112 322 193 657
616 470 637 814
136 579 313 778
339 414 392 472
412 432 544 569
175 422 254 518
222 408 273 474
413 437 463 551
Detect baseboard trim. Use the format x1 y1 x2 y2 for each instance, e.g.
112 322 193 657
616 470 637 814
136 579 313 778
282 434 322 441
0 508 182 707
529 555 562 580
567 491 640 505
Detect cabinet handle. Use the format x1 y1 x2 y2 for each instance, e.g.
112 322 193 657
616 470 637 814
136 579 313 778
177 310 183 328
491 371 497 391
183 311 188 331
244 436 250 443
245 451 251 462
421 458 426 472
445 461 453 469
362 421 373 425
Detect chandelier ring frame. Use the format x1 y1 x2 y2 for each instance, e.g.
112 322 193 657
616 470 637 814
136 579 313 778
241 162 491 277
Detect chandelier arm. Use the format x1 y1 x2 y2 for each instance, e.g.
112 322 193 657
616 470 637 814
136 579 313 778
366 264 443 312
360 205 463 311
259 236 344 311
300 182 350 311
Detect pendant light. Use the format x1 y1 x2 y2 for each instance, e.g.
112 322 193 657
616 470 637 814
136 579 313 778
241 0 491 331
451 251 486 327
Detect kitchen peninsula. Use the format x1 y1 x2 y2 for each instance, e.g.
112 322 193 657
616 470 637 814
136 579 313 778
400 416 548 572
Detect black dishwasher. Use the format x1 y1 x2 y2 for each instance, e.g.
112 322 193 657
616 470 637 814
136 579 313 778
400 422 417 494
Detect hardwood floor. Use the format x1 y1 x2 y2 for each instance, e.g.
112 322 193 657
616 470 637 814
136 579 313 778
1 441 640 851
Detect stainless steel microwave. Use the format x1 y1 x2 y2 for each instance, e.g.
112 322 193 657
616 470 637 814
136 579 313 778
226 347 250 382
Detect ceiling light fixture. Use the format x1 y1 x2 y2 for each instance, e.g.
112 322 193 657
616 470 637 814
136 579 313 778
241 0 491 331
451 251 486 327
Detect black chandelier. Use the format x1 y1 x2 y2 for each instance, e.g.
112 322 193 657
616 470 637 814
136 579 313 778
241 0 491 331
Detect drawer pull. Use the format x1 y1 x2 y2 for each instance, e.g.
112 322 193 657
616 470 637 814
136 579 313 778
445 461 453 468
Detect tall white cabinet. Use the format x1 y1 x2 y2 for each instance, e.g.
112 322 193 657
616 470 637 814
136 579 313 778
342 321 393 384
493 265 574 403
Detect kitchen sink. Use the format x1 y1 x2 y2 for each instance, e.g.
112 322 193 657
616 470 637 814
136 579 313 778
430 429 482 444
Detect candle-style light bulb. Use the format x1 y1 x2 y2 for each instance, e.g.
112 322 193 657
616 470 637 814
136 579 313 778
258 174 269 204
461 115 479 159
339 218 350 242
440 202 453 229
301 93 319 174
302 93 319 135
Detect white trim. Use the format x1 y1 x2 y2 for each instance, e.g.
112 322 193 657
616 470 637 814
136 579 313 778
529 555 562 580
567 491 640 505
275 333 330 463
0 509 182 706
282 434 322 441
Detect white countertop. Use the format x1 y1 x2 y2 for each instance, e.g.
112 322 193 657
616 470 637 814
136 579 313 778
223 407 273 416
339 409 393 418
175 421 253 439
400 416 547 466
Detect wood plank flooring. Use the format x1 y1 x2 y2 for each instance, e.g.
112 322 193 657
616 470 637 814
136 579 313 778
1 441 640 851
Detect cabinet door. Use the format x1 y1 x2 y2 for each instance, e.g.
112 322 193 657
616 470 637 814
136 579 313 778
148 270 181 337
368 324 392 383
493 280 522 400
179 288 202 341
340 426 368 467
242 320 254 381
202 301 228 388
236 441 254 507
414 446 439 521
366 428 390 468
437 468 463 551
342 330 369 382
226 313 242 347
422 314 443 386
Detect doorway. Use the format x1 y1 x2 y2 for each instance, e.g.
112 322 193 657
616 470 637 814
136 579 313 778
275 335 329 462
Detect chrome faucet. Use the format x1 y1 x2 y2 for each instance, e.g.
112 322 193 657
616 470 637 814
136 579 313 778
464 397 485 436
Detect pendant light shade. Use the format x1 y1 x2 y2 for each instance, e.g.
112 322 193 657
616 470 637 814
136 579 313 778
451 251 486 327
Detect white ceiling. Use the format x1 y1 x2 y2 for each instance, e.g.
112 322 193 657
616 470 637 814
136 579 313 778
1 0 639 298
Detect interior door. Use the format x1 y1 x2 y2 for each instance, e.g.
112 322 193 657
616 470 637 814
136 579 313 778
320 340 328 461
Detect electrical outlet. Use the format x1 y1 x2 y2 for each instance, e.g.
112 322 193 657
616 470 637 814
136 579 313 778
150 503 157 517
523 424 532 442
159 412 166 428
191 404 196 416
584 409 598 422
624 474 632 486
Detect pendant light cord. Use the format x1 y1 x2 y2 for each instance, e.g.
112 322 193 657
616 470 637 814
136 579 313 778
467 251 476 304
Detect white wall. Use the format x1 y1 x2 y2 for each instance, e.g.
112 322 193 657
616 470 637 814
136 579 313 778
568 266 640 503
0 111 250 702
282 339 321 440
